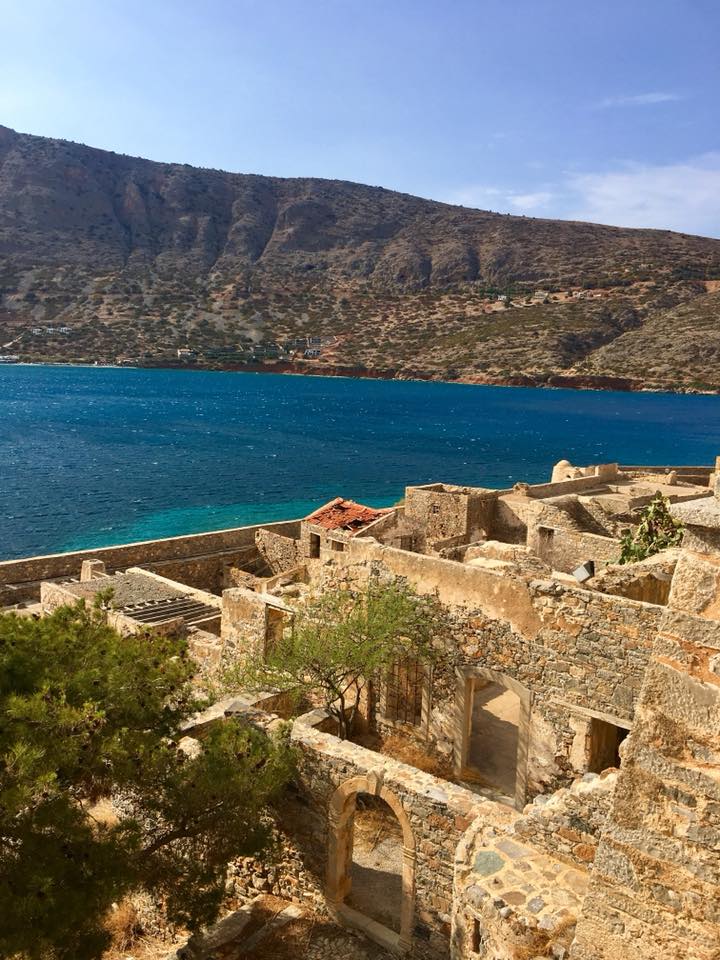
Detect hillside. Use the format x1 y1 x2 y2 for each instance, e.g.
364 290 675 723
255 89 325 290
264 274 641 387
2 125 720 390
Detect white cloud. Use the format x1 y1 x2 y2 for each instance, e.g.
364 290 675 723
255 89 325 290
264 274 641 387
566 154 720 236
443 155 720 237
443 185 504 208
507 191 554 210
597 91 683 108
442 185 554 213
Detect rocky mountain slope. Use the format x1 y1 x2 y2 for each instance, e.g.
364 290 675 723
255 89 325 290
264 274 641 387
2 124 720 390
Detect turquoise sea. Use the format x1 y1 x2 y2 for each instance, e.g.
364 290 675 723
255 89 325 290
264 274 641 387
2 364 720 561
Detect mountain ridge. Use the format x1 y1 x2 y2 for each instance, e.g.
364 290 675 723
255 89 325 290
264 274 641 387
2 125 720 391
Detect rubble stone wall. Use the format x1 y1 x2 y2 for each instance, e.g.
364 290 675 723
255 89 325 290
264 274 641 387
512 770 618 870
290 719 514 958
320 540 661 795
220 587 269 663
405 487 472 547
255 528 301 575
533 525 620 574
0 519 302 603
570 608 720 960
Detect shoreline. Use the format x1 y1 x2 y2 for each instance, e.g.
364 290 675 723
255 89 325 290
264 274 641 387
9 358 720 396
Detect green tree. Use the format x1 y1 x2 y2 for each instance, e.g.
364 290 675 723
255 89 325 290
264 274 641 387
230 579 451 739
0 602 293 960
619 493 684 564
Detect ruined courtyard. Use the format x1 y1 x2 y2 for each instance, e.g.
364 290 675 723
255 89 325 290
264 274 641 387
1 459 719 960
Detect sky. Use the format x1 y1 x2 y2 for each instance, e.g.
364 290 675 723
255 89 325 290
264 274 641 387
2 0 719 237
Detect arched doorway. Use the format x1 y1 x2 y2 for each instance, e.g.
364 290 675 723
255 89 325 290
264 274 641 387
327 774 415 952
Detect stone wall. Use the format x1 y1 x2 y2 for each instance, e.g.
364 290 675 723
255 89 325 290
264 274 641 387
314 539 662 796
332 539 660 726
255 528 301 575
290 717 514 958
592 551 678 605
571 608 720 960
512 770 618 870
0 519 302 604
405 486 474 548
534 525 620 574
432 585 657 795
452 815 588 960
220 587 282 665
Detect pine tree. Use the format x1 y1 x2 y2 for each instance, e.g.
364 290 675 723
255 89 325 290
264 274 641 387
0 601 293 960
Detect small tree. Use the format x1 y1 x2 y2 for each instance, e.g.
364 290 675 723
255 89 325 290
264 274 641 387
619 493 684 564
0 602 293 960
230 579 451 739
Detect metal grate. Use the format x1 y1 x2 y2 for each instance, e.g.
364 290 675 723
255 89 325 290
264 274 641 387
121 596 221 629
385 658 424 726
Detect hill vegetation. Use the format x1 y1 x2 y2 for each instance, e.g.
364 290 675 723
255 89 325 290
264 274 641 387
2 125 720 391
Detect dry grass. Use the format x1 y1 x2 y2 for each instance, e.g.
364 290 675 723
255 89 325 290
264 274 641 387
102 897 187 960
511 915 577 959
377 731 457 781
352 798 402 852
104 901 141 956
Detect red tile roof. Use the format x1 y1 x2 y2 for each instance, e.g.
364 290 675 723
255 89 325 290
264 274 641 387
304 498 392 533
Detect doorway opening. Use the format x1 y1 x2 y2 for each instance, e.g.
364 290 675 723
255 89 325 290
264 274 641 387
588 717 629 773
346 795 403 932
327 776 415 951
466 677 521 798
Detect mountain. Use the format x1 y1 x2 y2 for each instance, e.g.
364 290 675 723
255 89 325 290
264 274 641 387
2 124 720 391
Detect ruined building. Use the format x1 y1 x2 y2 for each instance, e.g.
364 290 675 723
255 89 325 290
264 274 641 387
1 460 718 959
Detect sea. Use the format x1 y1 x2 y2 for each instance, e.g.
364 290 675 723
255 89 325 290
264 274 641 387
2 364 720 561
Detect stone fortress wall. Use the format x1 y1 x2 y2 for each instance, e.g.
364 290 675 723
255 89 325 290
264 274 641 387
0 517 302 604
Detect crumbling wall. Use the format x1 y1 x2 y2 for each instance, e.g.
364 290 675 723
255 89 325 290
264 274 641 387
570 608 720 960
592 551 679 605
512 770 618 870
255 528 300 575
451 812 589 960
405 486 472 548
533 525 621 574
220 587 270 664
488 497 531 544
434 585 657 794
310 540 661 796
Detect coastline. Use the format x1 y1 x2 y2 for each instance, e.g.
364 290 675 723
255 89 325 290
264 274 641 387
11 357 720 396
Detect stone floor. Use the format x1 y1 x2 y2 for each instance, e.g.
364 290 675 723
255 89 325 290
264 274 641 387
164 896 395 960
467 835 589 931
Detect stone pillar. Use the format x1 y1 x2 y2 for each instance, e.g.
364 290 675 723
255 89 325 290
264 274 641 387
399 845 417 951
80 559 105 581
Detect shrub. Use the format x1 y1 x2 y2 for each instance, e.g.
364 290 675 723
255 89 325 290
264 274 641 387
619 493 684 563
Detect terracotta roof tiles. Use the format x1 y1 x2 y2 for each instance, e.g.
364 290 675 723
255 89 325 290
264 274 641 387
304 498 392 533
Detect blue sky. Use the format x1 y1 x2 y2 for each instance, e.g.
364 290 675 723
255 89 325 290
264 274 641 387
2 0 719 236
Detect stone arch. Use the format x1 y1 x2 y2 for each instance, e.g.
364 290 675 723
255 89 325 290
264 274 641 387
327 773 416 951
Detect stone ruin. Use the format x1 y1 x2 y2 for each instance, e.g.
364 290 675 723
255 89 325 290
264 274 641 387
1 460 719 959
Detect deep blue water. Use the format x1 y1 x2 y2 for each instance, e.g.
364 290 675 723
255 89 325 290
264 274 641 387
2 364 719 560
